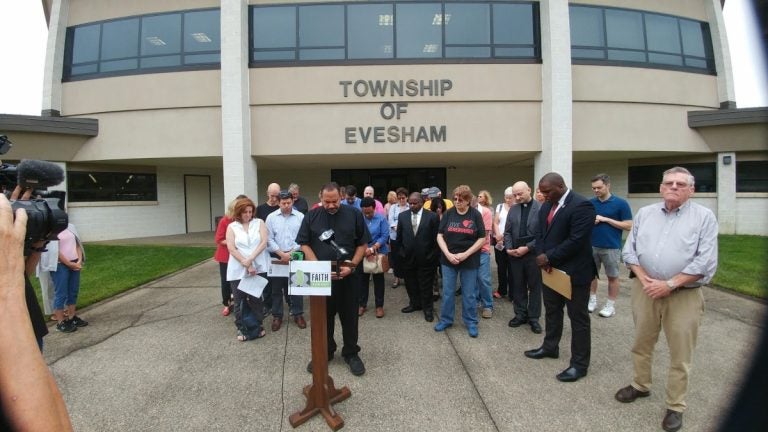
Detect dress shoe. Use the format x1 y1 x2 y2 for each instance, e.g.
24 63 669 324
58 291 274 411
344 354 366 376
662 409 683 432
615 385 650 403
293 315 307 329
401 305 422 313
271 317 282 332
424 310 434 322
556 367 587 382
529 320 542 334
508 316 527 327
524 347 559 359
375 307 384 318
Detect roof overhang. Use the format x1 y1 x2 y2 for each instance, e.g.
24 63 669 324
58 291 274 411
688 107 768 153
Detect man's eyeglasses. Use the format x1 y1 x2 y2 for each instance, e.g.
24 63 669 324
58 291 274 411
662 181 689 188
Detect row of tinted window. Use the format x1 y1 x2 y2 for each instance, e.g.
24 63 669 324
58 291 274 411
68 171 158 202
250 2 538 63
629 161 768 193
64 8 220 80
570 5 714 73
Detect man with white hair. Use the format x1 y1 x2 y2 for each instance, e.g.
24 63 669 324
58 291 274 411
615 167 718 432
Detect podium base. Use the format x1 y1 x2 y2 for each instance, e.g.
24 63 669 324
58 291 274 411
289 376 351 430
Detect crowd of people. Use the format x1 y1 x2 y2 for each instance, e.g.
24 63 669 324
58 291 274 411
212 168 718 432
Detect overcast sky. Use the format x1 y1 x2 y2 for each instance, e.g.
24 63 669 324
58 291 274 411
0 0 766 116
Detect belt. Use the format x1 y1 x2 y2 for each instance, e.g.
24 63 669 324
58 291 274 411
672 284 701 293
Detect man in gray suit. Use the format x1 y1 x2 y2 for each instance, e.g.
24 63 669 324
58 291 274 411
504 181 543 334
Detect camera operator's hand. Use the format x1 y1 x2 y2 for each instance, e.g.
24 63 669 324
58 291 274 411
0 194 26 294
0 194 73 431
10 184 33 201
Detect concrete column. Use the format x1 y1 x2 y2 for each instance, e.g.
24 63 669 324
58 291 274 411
220 0 258 206
535 0 573 186
41 0 68 117
717 152 736 234
705 0 736 108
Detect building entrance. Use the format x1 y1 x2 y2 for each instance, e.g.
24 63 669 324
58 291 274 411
331 168 446 204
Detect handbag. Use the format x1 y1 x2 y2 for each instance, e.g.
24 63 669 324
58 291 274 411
363 253 389 274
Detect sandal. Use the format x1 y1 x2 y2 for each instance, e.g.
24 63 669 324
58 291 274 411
255 328 266 339
237 330 247 342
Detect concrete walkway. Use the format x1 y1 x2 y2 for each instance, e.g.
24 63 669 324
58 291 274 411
43 251 765 431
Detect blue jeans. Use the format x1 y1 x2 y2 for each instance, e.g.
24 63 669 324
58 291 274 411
51 262 81 310
438 264 479 327
476 252 493 310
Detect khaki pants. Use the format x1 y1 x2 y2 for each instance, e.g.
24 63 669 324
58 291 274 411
630 279 705 412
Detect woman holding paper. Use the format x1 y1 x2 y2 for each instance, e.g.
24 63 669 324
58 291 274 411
226 197 270 341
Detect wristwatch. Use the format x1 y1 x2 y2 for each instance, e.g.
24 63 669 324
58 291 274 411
666 279 677 290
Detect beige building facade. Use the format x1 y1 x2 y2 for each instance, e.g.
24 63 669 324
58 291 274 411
1 0 766 240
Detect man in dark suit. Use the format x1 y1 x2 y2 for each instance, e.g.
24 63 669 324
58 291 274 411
503 181 543 334
395 192 440 322
524 172 596 383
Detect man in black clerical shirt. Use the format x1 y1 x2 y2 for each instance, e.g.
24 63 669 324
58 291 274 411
296 182 369 376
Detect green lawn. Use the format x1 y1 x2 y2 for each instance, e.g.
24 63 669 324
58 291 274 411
712 235 767 299
31 244 215 310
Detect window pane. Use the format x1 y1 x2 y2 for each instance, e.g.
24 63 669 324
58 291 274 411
570 6 604 47
572 48 605 59
299 48 345 60
493 3 533 45
101 58 138 72
684 57 707 68
680 19 705 57
605 9 643 50
68 171 157 202
495 47 534 57
648 52 682 66
101 18 139 60
646 14 680 54
72 24 100 64
71 64 98 75
446 46 490 57
253 50 295 61
396 3 442 58
141 14 181 56
445 3 489 45
299 5 344 48
140 55 181 69
253 7 295 49
185 53 220 64
607 49 645 62
348 4 394 59
737 161 768 192
185 9 221 53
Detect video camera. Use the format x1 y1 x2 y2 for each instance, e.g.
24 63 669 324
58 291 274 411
0 134 69 253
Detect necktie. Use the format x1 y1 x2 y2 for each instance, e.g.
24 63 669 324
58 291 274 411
412 212 419 234
546 203 559 226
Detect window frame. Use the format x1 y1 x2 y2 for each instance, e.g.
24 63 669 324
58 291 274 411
63 8 221 82
569 4 716 75
249 1 541 67
66 171 159 203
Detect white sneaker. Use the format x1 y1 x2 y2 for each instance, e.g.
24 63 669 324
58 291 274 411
599 303 616 317
588 296 597 313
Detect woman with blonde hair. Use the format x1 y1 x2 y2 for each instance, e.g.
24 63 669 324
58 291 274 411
384 190 397 215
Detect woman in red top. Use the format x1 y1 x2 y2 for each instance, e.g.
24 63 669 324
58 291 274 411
214 195 246 316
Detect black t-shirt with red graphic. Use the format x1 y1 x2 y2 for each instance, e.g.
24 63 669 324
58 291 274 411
438 206 485 269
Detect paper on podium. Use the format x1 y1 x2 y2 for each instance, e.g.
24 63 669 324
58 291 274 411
541 267 572 300
237 274 269 298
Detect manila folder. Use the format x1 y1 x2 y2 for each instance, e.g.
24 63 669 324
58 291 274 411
541 267 572 300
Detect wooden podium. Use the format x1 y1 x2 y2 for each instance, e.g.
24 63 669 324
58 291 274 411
289 262 353 430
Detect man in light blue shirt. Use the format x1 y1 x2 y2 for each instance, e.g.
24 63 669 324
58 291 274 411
341 185 361 209
265 190 306 330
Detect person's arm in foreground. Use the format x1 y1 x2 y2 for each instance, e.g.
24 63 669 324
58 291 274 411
0 194 73 431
